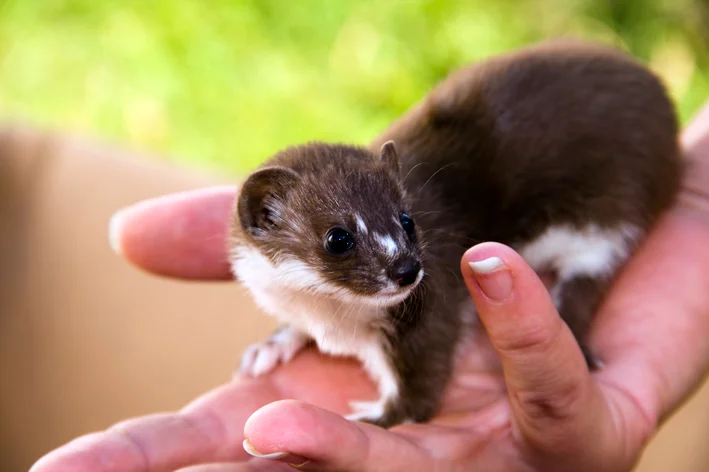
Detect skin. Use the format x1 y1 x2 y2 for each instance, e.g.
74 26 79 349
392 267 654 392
32 101 709 472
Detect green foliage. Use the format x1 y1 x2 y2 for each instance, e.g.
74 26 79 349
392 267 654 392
1 0 707 175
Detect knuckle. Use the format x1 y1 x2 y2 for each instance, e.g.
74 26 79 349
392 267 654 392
513 379 586 424
494 322 558 357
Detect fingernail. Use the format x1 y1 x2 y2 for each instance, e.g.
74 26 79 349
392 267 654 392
468 257 513 301
243 439 310 467
108 209 125 255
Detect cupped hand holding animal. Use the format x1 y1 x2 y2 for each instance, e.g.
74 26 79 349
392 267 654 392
31 102 709 472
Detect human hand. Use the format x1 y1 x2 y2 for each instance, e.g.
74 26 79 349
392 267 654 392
32 103 709 471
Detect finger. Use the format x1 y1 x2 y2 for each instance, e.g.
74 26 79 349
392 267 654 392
177 461 293 471
242 400 435 471
31 380 280 472
680 100 709 220
586 103 709 451
681 98 709 149
592 211 709 421
109 186 237 280
30 351 372 472
461 243 610 456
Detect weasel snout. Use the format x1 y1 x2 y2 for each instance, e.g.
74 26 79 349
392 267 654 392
389 258 422 287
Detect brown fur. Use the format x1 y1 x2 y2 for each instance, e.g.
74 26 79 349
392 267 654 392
231 39 682 427
234 143 421 297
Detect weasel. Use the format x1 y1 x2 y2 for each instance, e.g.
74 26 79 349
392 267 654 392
229 39 682 428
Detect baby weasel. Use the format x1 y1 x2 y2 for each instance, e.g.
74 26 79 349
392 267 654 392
229 39 682 428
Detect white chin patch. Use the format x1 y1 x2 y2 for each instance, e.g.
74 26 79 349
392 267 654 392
377 290 415 306
232 246 343 296
370 268 423 306
232 244 424 309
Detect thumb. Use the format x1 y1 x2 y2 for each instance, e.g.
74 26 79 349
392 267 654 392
461 243 609 458
242 400 434 471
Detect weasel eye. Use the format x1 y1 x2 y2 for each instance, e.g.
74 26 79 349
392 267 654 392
400 212 415 237
325 228 355 254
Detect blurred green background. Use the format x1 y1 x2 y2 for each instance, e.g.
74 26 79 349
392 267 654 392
0 0 707 175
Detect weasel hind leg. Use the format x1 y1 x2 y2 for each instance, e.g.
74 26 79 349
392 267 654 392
518 223 641 369
553 275 611 369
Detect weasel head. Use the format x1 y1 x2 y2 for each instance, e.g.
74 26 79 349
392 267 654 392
231 141 423 308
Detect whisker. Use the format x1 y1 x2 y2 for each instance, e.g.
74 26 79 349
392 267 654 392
417 164 455 194
403 161 427 184
410 210 443 218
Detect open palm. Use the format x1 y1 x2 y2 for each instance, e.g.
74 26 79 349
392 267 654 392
32 104 709 471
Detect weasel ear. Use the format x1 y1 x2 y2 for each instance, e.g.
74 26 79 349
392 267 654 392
237 166 300 236
379 140 400 176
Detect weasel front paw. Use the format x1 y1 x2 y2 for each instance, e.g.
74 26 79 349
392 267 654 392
238 327 310 377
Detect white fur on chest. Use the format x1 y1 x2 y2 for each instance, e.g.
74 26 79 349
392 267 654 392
232 245 387 350
231 245 399 405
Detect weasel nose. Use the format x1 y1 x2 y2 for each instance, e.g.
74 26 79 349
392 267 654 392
390 260 421 287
